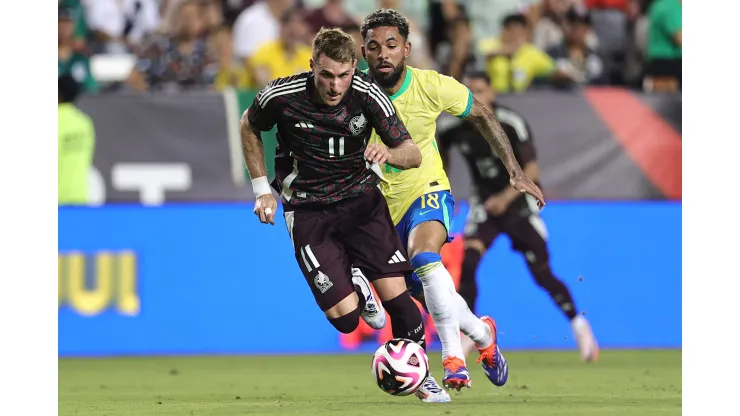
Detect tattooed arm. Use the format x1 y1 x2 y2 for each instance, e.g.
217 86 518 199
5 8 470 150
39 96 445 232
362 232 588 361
463 97 546 207
464 97 522 176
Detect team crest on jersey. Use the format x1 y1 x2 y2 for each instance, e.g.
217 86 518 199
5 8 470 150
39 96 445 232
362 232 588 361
349 113 368 135
314 271 333 294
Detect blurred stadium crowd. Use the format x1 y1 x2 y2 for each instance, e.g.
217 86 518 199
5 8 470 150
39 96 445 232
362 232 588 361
58 0 681 95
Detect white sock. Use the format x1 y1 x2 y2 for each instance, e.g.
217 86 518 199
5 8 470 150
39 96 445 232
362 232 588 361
571 315 588 332
455 293 492 349
416 262 465 361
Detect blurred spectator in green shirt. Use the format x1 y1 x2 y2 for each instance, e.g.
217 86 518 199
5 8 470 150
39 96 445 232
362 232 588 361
59 5 99 93
59 0 89 52
645 0 681 91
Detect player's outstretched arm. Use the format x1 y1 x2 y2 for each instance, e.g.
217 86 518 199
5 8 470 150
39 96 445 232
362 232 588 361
464 97 546 208
365 139 421 170
387 139 422 169
240 109 277 224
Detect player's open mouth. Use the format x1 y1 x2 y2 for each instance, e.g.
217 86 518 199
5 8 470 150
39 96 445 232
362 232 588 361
327 92 341 100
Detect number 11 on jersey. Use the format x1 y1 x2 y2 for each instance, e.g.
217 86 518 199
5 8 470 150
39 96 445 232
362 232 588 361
328 137 345 157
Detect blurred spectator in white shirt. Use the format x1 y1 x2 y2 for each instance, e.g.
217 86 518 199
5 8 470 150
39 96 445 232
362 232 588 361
221 0 261 27
83 0 160 54
232 0 296 64
546 8 606 87
127 0 217 92
533 0 598 51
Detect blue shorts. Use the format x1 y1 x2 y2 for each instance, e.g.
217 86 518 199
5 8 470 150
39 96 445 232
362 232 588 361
395 190 455 298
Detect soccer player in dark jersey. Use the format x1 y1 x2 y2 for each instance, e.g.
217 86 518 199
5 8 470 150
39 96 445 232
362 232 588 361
240 27 449 394
438 72 599 363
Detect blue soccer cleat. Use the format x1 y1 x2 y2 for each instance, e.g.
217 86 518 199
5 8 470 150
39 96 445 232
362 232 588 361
442 356 471 391
477 316 508 386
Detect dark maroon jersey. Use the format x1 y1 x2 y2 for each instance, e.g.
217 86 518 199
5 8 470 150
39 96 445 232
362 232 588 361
247 70 410 207
438 103 538 199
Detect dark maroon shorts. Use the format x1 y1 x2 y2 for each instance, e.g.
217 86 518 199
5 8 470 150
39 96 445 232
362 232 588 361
464 194 550 260
283 187 412 311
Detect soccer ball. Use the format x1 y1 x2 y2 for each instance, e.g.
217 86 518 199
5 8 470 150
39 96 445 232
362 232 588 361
371 338 429 396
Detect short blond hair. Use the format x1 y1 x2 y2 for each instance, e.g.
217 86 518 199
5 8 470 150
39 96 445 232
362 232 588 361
312 27 356 63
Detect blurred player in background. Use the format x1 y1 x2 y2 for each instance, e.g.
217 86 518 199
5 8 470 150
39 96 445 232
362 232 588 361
240 27 432 381
438 71 599 363
58 74 96 206
361 9 545 399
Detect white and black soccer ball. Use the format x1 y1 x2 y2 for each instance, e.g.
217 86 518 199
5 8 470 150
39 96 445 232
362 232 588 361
371 338 429 396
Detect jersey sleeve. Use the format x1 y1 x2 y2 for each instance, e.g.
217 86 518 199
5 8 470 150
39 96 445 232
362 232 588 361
358 79 411 148
435 72 474 119
246 81 281 133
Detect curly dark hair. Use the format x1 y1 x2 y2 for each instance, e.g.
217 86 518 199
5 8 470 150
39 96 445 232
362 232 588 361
360 8 410 40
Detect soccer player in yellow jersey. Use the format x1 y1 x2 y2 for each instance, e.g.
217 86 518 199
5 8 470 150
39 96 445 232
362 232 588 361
360 9 546 400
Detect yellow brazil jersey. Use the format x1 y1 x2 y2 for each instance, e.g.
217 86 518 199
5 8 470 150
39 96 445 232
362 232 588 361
369 66 473 225
478 38 556 93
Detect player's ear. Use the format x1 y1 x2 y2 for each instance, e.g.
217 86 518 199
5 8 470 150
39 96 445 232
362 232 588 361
361 45 367 60
404 41 411 58
309 58 315 71
352 58 357 70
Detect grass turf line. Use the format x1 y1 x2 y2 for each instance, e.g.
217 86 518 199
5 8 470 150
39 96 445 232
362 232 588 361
59 350 681 416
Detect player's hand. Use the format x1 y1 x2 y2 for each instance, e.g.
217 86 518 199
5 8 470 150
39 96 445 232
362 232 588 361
485 193 514 216
254 194 277 225
364 143 391 165
510 171 546 209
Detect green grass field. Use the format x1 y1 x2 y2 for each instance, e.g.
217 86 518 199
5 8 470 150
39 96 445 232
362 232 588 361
59 350 681 416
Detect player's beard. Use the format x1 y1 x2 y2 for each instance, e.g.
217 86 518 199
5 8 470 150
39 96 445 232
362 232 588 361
370 61 406 89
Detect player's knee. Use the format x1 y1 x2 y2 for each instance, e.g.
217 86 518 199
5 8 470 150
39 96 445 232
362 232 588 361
327 306 362 334
523 249 551 274
410 252 442 269
407 222 447 258
523 252 557 286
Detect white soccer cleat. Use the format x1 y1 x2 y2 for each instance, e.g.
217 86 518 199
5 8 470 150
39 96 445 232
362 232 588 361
351 267 386 330
415 374 452 403
571 316 599 362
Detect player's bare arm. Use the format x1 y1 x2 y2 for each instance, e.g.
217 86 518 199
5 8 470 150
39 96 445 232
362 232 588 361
365 139 421 169
465 97 546 208
387 138 421 168
240 110 277 225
